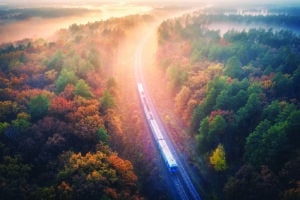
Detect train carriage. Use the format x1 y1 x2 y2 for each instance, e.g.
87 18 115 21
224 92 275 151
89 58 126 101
149 119 164 141
158 139 178 173
137 82 178 173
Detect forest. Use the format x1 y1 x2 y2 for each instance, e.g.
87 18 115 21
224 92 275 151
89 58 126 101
156 8 300 200
1 4 300 200
0 7 95 22
0 15 155 199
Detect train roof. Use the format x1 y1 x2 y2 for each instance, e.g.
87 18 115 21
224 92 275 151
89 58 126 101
150 119 164 140
137 83 144 93
158 139 177 167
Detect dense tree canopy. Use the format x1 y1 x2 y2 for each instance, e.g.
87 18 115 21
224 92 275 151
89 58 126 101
209 144 227 171
29 94 50 121
0 14 150 199
157 8 300 199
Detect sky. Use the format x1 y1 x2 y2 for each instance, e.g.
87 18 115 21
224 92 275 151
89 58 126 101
1 0 300 5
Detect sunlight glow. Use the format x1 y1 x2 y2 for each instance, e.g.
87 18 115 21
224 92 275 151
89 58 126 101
0 3 152 43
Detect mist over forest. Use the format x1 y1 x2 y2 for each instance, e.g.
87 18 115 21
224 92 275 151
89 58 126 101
0 3 152 43
0 1 299 200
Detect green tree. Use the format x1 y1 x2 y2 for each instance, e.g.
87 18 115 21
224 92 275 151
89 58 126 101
167 65 188 91
100 90 115 112
158 21 170 43
55 69 78 93
245 120 288 168
0 122 9 136
286 110 300 147
205 88 218 112
244 120 271 166
262 100 281 123
292 66 300 98
276 103 296 122
29 95 50 121
205 115 228 152
197 117 209 153
209 115 227 135
272 72 293 97
224 56 243 79
88 48 100 69
97 127 108 143
46 50 63 70
106 77 117 90
191 104 207 133
209 143 227 171
206 76 228 110
11 112 31 133
215 90 231 110
74 79 93 98
232 89 248 111
208 44 231 62
236 93 262 128
0 155 31 199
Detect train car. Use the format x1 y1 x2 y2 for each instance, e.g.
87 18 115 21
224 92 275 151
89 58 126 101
149 119 164 141
137 83 178 173
137 83 144 95
137 83 153 120
158 139 178 173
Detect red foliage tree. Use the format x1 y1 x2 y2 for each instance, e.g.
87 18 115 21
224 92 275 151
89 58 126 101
49 96 75 117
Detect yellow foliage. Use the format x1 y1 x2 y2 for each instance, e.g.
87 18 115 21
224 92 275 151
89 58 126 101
261 79 274 89
87 170 101 181
16 112 31 120
0 100 18 119
208 63 223 77
61 150 137 192
45 69 58 81
189 71 209 89
209 144 227 171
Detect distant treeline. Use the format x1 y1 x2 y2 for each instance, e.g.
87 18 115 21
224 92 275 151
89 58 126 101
209 14 300 29
0 7 95 21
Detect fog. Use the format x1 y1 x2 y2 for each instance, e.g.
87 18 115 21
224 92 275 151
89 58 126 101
1 0 299 44
0 4 152 44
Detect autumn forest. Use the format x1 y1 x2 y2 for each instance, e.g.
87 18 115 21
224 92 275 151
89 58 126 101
0 14 154 199
0 2 300 200
157 6 300 200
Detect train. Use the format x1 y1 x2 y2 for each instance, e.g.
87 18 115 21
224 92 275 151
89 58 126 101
137 83 178 173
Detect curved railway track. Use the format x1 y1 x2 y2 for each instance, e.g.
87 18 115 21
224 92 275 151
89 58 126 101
134 27 201 200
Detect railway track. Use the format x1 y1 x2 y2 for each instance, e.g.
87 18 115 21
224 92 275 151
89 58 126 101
134 26 201 200
173 175 189 200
